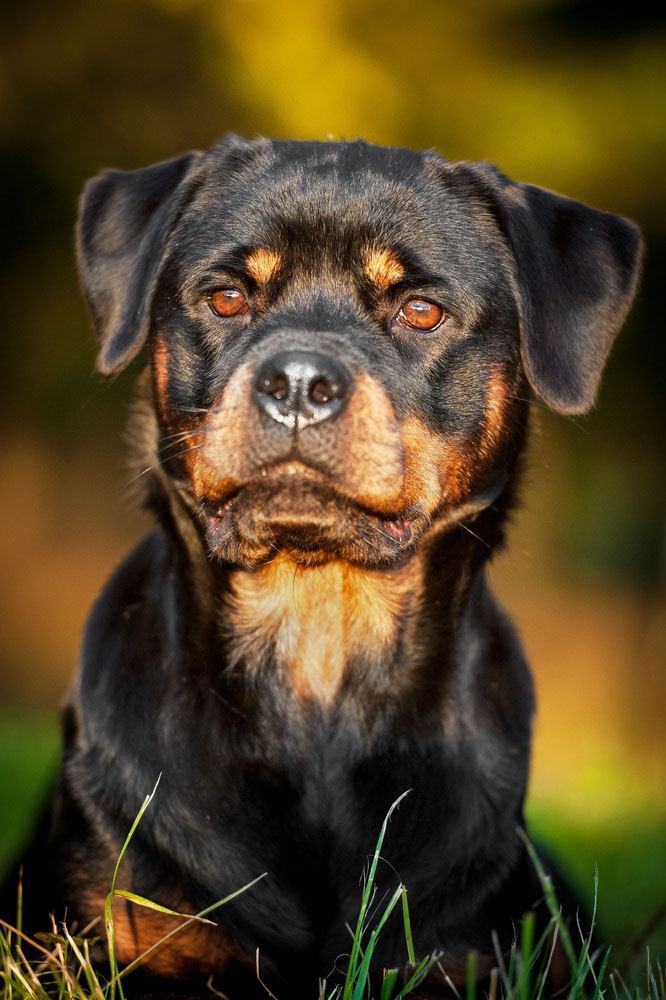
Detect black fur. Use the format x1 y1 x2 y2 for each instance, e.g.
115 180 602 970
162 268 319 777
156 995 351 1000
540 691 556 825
1 137 642 999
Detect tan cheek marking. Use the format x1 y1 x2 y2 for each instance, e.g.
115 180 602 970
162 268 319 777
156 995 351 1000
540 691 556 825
478 367 509 461
339 373 405 513
439 444 477 506
79 890 238 977
187 363 255 503
226 557 418 703
401 369 510 511
246 247 282 284
152 336 170 420
363 248 404 290
401 416 449 514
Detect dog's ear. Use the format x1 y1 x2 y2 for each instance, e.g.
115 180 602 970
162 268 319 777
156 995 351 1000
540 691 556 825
76 152 202 377
500 180 643 414
443 161 643 415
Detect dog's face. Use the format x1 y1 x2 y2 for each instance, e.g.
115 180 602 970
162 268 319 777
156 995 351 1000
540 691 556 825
77 137 641 568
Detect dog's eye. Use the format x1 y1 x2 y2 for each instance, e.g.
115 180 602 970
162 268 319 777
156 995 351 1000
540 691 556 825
208 289 249 317
397 299 445 332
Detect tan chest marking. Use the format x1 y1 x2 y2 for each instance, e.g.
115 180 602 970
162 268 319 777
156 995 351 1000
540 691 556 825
225 557 416 703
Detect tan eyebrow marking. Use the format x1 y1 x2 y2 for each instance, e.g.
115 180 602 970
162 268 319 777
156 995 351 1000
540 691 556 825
245 248 282 284
363 248 405 290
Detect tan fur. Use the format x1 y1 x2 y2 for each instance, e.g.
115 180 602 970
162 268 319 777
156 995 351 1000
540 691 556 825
363 248 404 290
401 369 511 511
401 416 448 514
188 363 255 503
246 247 282 284
339 373 405 512
226 556 417 703
79 890 237 977
152 336 170 422
479 367 509 461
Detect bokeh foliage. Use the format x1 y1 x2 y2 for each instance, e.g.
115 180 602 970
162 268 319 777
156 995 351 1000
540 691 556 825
1 0 664 583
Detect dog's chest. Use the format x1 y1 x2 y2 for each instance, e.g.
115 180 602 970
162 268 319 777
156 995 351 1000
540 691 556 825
223 557 419 704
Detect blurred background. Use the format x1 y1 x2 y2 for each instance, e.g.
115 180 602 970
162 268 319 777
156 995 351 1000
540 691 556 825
0 0 664 966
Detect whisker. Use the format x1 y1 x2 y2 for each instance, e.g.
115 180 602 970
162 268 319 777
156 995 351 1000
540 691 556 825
117 465 159 494
159 428 199 444
163 442 206 463
158 438 197 456
506 393 539 406
452 518 490 548
506 393 590 433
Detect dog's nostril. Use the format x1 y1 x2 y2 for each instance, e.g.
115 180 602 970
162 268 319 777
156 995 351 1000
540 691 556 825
259 371 289 401
309 377 338 405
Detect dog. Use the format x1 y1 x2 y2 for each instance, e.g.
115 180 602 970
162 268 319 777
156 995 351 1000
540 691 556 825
3 136 642 998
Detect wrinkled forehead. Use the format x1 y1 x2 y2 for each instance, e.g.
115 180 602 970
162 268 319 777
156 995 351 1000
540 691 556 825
173 140 499 279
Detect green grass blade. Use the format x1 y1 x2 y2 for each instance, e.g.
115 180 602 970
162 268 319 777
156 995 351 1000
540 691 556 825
343 791 410 1000
507 939 517 992
591 947 613 1000
401 889 416 966
15 868 23 964
491 929 510 993
518 911 536 1000
60 924 105 1000
105 774 161 1000
518 828 578 975
466 951 478 1000
352 884 405 1000
533 922 560 1000
380 968 400 1000
111 890 216 925
109 775 162 899
114 872 268 982
395 953 443 998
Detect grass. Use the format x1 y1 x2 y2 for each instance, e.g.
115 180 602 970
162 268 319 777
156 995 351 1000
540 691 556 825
1 787 664 999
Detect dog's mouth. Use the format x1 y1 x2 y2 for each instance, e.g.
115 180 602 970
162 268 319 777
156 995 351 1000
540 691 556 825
195 464 424 567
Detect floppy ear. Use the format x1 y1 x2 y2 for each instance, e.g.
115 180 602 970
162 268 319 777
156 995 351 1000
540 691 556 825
76 151 202 377
489 174 643 415
501 181 643 414
439 159 644 415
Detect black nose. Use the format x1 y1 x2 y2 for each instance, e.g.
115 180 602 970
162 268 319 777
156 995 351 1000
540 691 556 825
253 350 352 428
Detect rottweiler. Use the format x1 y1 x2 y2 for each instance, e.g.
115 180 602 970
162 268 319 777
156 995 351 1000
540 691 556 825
2 136 642 998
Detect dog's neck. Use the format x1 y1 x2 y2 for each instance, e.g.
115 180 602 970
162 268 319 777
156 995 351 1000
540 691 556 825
166 506 508 719
222 555 423 704
214 516 507 722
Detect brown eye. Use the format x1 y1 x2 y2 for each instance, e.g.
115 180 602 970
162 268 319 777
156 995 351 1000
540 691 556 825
398 298 445 332
208 289 249 317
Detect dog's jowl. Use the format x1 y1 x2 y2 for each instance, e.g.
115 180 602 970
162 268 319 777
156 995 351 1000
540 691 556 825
3 137 642 998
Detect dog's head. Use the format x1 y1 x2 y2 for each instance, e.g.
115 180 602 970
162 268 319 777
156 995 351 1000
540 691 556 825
77 136 642 568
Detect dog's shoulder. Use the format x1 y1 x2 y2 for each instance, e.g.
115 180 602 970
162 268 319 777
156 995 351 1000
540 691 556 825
77 528 177 708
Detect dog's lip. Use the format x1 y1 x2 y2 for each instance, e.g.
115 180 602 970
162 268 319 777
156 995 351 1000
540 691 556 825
368 512 416 544
198 465 421 545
